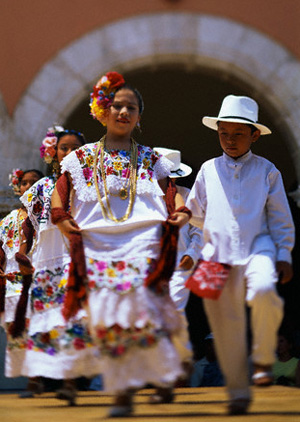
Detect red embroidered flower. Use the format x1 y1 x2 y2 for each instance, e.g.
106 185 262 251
34 300 44 311
76 149 85 160
74 338 85 350
46 286 53 296
96 328 107 339
33 202 43 215
7 229 14 239
41 333 50 343
116 261 126 271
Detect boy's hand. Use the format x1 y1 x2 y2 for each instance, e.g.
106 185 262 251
168 212 189 229
56 219 81 239
276 261 293 284
179 255 194 270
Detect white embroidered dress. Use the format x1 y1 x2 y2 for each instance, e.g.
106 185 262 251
20 176 101 379
61 142 183 392
0 208 32 377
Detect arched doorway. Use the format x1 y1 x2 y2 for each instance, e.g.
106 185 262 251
66 64 296 191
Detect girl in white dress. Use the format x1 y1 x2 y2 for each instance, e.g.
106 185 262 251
0 168 43 396
51 72 192 417
19 127 102 405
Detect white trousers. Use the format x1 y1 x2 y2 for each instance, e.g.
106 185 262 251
169 269 193 362
204 254 284 401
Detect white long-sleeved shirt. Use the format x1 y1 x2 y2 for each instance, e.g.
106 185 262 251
186 151 295 266
176 185 203 266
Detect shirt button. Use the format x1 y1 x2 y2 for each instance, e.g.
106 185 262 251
235 174 239 179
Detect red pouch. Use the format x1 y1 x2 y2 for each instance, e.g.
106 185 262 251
185 260 231 300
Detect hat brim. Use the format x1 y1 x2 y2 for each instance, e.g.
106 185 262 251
170 162 193 178
202 116 272 135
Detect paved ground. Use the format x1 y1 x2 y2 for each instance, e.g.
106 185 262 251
1 386 300 421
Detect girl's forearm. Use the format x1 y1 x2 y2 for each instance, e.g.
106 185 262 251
51 186 63 209
175 192 185 209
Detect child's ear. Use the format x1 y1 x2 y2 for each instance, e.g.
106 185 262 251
251 129 261 143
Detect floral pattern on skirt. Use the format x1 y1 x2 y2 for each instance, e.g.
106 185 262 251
86 256 157 294
27 320 95 356
94 322 168 358
5 320 29 351
31 264 69 312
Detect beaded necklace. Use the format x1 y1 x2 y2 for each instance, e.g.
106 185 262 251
93 136 138 223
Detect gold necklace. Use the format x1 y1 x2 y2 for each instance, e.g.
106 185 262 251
106 153 131 200
93 136 138 223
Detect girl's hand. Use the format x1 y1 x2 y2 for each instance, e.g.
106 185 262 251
168 211 189 228
276 261 293 284
56 219 81 239
19 263 35 276
179 255 194 270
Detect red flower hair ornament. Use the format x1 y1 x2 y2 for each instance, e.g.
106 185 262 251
9 169 24 196
89 71 125 124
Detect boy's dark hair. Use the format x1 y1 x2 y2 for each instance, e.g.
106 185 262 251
247 124 260 134
217 121 260 134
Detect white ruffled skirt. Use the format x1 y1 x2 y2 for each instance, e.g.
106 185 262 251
86 285 183 393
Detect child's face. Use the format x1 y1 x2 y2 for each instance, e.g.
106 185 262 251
102 89 140 138
217 122 260 159
19 171 41 195
56 134 83 164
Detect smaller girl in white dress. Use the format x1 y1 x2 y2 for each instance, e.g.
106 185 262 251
0 168 43 396
18 127 102 405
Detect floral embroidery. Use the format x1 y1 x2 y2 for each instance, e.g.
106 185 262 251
27 320 94 355
31 264 69 312
5 320 29 351
0 209 25 256
86 257 157 294
94 323 168 358
75 143 160 188
21 176 56 230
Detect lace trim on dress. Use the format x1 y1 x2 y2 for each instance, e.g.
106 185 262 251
61 143 172 203
154 155 173 180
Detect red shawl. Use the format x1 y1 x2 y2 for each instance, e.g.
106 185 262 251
51 173 87 320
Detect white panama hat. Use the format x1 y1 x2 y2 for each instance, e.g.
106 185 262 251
153 147 192 178
202 95 271 135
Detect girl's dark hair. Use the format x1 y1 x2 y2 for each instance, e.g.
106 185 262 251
57 129 86 146
116 83 144 115
22 169 44 180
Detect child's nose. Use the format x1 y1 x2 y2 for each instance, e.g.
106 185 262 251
120 106 129 115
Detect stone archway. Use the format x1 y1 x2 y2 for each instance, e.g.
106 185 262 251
2 12 300 212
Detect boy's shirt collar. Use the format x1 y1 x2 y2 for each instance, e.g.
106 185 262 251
222 150 252 167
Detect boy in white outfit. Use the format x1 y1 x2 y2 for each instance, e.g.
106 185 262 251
186 95 295 415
